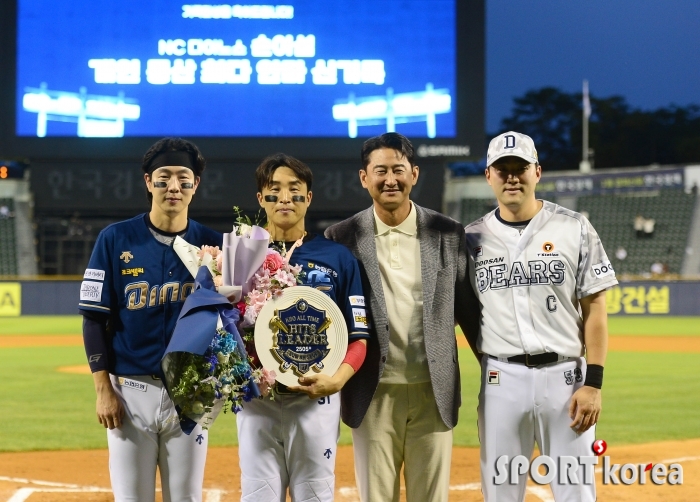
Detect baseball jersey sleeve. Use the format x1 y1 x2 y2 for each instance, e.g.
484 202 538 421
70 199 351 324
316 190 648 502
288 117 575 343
576 216 618 298
339 255 370 342
78 229 114 315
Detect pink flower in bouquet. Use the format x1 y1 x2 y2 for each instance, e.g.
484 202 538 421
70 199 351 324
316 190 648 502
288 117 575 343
240 289 268 326
254 268 272 290
198 245 220 260
258 368 277 397
213 275 223 287
216 252 223 273
274 269 298 288
242 307 257 327
262 249 285 274
250 290 269 312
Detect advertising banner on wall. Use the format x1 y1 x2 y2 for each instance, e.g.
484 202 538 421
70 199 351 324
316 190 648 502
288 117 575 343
3 280 699 316
537 168 685 196
605 281 700 316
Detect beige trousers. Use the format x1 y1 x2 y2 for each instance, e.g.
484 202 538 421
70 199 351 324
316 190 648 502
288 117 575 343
351 381 453 502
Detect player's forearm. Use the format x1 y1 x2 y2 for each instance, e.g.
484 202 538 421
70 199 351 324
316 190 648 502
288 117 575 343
581 291 609 366
332 339 367 389
92 370 114 394
331 363 358 390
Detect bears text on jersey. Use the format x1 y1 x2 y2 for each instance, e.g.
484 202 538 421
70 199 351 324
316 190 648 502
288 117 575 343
475 259 566 292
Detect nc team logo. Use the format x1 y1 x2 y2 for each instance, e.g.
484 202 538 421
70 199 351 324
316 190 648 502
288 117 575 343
270 298 331 377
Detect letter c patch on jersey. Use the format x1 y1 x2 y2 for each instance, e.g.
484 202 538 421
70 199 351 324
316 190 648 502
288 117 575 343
487 370 500 385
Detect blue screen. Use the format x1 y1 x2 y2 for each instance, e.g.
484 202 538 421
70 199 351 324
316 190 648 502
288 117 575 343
16 1 456 139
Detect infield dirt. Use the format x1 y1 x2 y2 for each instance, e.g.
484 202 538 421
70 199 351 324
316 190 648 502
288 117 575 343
0 440 698 501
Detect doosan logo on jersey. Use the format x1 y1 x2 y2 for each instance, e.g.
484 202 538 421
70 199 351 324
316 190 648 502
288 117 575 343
475 260 566 292
474 256 504 268
592 261 614 279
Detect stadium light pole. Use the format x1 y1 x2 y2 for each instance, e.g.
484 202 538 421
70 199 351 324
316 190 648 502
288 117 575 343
579 79 592 173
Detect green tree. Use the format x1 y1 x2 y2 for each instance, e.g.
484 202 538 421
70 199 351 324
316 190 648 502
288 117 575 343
498 88 700 170
499 87 582 170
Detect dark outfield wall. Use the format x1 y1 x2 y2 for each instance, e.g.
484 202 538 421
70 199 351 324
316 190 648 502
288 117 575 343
1 280 699 316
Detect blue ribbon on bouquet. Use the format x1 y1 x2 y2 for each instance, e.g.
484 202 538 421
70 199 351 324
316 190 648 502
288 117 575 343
162 266 260 434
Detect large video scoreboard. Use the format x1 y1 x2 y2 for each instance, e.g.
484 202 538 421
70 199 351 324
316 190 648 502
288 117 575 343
0 0 484 161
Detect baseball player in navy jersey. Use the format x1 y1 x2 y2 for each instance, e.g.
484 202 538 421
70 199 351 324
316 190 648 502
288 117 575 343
464 131 617 501
235 153 370 502
79 138 222 502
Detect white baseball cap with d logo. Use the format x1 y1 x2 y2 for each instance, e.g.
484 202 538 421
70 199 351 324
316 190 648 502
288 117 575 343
487 131 539 166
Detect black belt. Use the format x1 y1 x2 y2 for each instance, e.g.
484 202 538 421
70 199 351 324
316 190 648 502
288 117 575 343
273 382 300 395
492 353 562 368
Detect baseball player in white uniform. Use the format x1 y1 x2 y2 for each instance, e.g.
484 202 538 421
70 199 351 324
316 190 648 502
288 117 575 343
236 153 369 502
464 131 617 501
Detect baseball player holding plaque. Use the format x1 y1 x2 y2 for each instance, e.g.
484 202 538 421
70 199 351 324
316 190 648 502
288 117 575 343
236 153 370 502
79 138 222 502
464 131 617 501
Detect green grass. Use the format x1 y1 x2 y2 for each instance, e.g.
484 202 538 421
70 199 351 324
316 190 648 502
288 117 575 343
597 351 700 444
1 316 699 451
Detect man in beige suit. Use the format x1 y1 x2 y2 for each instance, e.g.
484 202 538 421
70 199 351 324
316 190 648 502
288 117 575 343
325 132 476 502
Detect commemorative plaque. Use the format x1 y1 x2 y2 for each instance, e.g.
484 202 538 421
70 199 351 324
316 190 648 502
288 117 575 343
254 286 348 387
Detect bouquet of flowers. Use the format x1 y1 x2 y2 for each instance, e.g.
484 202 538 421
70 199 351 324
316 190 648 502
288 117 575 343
168 328 252 422
164 210 307 432
162 265 260 433
235 240 305 396
164 216 274 432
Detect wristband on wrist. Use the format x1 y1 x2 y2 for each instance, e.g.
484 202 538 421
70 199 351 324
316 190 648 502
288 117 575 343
342 340 367 373
584 364 604 389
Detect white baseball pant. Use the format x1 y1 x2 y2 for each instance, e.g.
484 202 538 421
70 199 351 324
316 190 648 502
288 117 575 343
236 392 340 501
478 357 597 502
108 375 208 502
